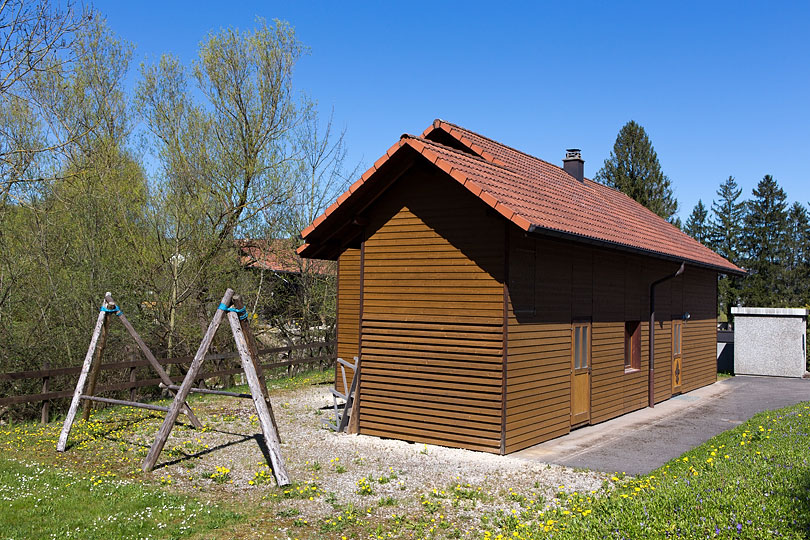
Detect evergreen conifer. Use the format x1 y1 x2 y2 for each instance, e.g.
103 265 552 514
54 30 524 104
595 120 679 223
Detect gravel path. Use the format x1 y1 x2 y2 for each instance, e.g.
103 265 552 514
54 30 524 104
153 383 609 523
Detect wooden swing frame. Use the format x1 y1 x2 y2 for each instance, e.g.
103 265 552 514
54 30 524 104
57 289 290 487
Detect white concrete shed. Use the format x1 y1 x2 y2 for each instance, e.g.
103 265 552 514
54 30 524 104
731 307 808 378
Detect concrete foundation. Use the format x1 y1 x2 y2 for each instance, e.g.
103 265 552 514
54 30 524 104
731 307 808 378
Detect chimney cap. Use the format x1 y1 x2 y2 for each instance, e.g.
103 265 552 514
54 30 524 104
564 148 582 161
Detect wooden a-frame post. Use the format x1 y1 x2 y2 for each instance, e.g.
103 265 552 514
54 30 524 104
82 306 111 421
57 296 113 452
232 294 279 437
141 289 289 486
226 295 288 483
57 293 201 452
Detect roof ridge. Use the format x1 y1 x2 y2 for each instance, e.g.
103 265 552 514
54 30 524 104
404 133 510 167
434 120 672 212
434 119 589 182
405 134 567 192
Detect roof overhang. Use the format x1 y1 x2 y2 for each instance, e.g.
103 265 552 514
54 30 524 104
526 224 746 276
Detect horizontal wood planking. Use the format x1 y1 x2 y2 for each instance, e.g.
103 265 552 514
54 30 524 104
505 233 722 451
355 171 505 452
504 233 573 452
337 249 361 385
362 425 501 454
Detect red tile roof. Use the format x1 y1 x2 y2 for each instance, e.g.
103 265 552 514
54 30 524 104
299 120 743 275
239 239 331 274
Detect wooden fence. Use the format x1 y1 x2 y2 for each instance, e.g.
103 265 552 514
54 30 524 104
0 341 335 423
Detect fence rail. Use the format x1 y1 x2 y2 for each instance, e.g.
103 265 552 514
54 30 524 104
0 341 336 420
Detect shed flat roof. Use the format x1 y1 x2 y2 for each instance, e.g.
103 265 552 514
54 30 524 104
298 119 743 275
731 307 808 317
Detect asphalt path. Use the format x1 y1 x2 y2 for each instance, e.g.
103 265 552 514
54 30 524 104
514 375 810 475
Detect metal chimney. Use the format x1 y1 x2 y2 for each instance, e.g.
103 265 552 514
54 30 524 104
563 149 584 182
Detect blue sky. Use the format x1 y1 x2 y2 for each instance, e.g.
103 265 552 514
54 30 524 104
101 1 810 220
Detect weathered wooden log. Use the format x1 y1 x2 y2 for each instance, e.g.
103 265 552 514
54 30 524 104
232 294 279 436
142 288 234 472
161 384 252 399
80 395 170 413
57 294 111 451
227 305 290 486
82 305 111 421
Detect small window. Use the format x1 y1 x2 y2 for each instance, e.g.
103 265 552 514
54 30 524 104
673 320 682 356
572 322 590 370
625 321 641 371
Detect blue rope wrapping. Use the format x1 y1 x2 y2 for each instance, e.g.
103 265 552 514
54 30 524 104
217 302 248 320
99 304 122 316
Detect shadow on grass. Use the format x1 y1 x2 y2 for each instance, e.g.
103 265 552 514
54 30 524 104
152 433 261 471
65 405 287 479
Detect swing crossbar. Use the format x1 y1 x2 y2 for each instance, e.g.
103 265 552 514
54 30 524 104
80 395 170 413
162 384 252 399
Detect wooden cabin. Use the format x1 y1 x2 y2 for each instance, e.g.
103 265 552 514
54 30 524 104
298 120 743 454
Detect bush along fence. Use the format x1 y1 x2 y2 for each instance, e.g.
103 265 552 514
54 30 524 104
0 340 335 423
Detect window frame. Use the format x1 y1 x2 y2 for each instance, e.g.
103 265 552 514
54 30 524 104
672 319 683 357
624 320 641 372
571 320 591 372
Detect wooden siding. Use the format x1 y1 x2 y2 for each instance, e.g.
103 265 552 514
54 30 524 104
681 268 718 392
333 168 720 455
505 235 571 453
336 248 361 386
504 232 719 453
356 168 506 453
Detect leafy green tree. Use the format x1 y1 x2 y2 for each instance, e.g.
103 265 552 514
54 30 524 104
594 120 679 223
740 175 789 306
0 0 93 196
0 18 148 417
684 200 709 244
135 18 306 357
258 108 357 346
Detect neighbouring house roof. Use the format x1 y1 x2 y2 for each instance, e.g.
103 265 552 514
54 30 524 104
238 239 331 274
298 119 744 275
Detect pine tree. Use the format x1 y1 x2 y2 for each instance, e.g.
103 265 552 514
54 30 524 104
595 120 679 223
784 201 810 305
708 176 745 322
740 175 789 307
709 176 744 264
684 200 709 243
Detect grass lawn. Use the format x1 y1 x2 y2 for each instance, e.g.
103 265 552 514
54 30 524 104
482 401 810 539
0 457 239 539
0 373 807 539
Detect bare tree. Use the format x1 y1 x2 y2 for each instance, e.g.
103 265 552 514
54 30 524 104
260 107 358 345
0 0 92 195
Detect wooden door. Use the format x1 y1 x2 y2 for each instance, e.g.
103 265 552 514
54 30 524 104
672 320 683 394
571 321 591 426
